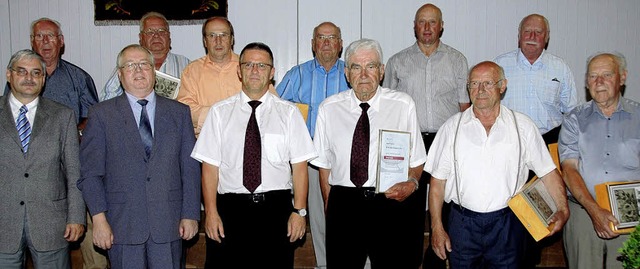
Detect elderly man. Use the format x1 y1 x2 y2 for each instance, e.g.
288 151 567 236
427 61 569 268
192 42 315 268
276 21 349 268
101 12 190 101
0 49 85 268
78 44 201 269
494 14 577 144
383 4 469 267
560 52 638 269
4 18 99 129
312 38 427 268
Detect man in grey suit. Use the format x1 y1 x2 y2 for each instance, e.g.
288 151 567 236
78 44 201 269
0 49 85 268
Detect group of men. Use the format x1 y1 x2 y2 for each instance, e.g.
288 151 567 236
0 3 638 269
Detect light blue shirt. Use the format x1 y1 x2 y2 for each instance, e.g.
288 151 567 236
102 52 190 101
495 49 578 134
276 58 349 138
125 91 156 135
559 97 640 198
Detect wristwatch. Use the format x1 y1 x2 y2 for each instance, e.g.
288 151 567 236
293 208 307 217
408 177 419 191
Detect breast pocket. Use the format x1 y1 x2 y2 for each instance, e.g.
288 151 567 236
264 134 287 163
537 80 561 106
620 139 640 170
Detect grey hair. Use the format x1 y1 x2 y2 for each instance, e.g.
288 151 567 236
586 51 627 74
344 38 383 66
7 49 46 71
518 14 550 34
31 17 63 36
312 22 342 39
116 44 155 68
140 12 169 32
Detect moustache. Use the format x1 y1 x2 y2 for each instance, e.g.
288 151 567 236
20 81 37 86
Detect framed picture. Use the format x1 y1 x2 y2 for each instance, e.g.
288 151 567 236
508 176 558 241
155 71 180 100
94 0 228 25
595 181 640 233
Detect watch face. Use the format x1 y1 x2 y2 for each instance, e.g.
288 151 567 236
297 208 307 217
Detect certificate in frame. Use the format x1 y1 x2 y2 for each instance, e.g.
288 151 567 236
375 129 411 193
154 70 181 100
595 181 640 233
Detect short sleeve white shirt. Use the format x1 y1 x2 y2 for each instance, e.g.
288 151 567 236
191 91 317 194
311 87 427 187
425 105 555 212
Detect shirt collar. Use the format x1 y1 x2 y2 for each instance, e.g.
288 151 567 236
587 96 633 118
516 49 546 69
240 90 271 110
9 92 39 113
349 86 382 112
312 58 342 73
124 90 156 107
462 104 508 125
205 53 239 69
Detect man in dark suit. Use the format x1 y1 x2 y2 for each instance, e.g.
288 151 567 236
0 49 85 268
78 44 201 269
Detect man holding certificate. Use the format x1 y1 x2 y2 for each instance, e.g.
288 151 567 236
559 52 640 269
311 38 427 268
426 61 569 268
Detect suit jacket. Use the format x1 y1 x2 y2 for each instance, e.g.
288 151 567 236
0 96 85 253
78 93 201 245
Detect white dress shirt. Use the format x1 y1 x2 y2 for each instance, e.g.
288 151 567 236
9 93 38 124
191 91 317 194
312 86 427 187
425 105 555 212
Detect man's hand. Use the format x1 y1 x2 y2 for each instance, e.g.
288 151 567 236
64 223 85 242
589 207 620 239
431 225 451 260
384 181 416 202
204 211 225 243
287 213 306 242
179 219 199 240
547 207 569 237
92 213 114 250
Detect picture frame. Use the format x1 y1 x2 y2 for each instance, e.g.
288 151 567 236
595 181 640 234
154 70 180 100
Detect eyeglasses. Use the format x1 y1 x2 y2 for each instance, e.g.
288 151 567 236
468 79 503 89
10 68 44 78
31 33 60 41
349 63 380 73
141 28 169 37
240 62 273 71
205 32 231 40
119 62 153 72
587 72 615 82
315 35 340 42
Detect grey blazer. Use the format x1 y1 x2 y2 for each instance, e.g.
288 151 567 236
0 96 85 253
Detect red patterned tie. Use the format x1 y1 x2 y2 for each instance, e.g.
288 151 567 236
243 101 262 193
350 103 370 187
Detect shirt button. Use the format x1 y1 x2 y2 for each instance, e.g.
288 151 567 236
24 173 29 178
606 153 610 156
147 177 151 181
20 201 24 205
605 171 609 174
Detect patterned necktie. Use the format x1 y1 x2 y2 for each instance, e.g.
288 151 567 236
243 100 262 193
16 105 31 154
137 99 153 158
350 103 370 187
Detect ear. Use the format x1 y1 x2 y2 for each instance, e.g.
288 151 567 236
269 65 275 80
499 78 508 94
237 64 242 80
620 70 628 86
58 34 65 47
344 66 351 84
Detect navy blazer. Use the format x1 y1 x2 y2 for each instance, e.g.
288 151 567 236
78 93 201 244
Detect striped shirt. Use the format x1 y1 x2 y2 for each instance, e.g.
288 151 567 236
383 42 469 133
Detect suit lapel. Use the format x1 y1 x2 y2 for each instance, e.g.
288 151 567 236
116 94 149 160
29 98 51 151
0 96 22 149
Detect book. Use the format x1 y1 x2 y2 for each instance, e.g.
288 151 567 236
595 181 640 234
154 70 180 99
508 176 558 241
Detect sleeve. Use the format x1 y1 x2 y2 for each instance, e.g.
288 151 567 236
382 57 398 89
62 109 85 225
101 69 122 101
190 105 222 166
522 116 556 177
288 105 317 164
77 107 109 216
310 104 331 169
558 110 580 162
560 62 578 114
179 106 202 220
455 54 470 103
177 63 214 136
424 116 456 180
78 70 99 118
276 67 301 102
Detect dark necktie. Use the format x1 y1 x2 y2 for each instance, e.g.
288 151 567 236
137 99 153 158
16 105 31 154
243 100 262 193
350 103 370 187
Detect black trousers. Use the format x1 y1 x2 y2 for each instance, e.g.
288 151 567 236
204 190 295 269
326 186 422 269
